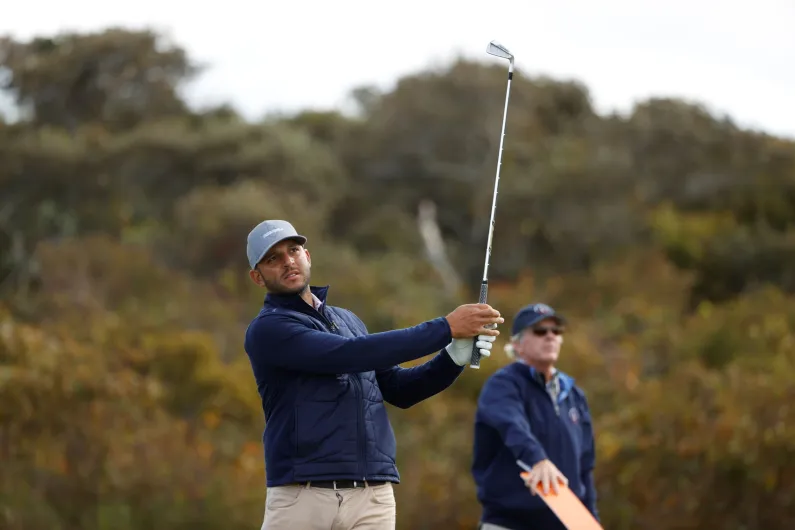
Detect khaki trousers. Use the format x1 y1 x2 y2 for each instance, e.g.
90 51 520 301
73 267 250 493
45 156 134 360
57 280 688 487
261 482 396 530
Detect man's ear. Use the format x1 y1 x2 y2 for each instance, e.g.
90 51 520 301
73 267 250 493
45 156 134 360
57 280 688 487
249 268 265 287
304 247 311 265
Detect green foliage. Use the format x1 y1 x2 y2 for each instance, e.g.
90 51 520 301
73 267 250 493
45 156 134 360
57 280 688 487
0 28 198 130
2 26 795 530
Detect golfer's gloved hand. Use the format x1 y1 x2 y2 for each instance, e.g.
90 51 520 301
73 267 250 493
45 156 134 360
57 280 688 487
445 334 497 366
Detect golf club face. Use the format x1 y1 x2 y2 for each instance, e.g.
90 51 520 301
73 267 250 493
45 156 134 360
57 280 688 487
487 40 513 61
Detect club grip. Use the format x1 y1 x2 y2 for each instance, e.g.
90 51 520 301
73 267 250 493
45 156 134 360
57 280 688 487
469 280 489 368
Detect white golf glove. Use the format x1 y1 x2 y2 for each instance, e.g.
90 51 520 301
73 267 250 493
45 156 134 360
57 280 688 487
445 334 497 367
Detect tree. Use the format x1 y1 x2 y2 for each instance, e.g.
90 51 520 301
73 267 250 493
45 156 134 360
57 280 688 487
0 28 198 131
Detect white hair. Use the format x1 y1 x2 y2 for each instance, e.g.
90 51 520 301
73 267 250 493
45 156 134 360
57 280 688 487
503 332 523 359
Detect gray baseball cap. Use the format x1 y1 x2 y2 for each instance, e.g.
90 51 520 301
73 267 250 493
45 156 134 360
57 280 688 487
246 220 307 269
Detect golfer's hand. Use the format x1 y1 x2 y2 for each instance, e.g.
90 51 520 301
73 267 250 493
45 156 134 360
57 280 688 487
445 334 497 366
445 304 503 339
523 459 568 496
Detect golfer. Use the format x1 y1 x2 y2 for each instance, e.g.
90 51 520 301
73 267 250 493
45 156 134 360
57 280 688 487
471 303 599 530
243 220 503 530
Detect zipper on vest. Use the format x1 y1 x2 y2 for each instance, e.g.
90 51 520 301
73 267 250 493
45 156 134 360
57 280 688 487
315 306 338 333
320 309 337 332
352 374 367 480
314 305 363 478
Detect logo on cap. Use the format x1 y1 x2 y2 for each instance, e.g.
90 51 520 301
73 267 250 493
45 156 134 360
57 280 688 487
532 304 553 314
262 228 284 239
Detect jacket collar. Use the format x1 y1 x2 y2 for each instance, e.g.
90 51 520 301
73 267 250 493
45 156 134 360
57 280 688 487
515 362 574 401
264 285 330 312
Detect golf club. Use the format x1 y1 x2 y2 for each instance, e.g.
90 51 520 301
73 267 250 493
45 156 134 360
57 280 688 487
470 40 515 369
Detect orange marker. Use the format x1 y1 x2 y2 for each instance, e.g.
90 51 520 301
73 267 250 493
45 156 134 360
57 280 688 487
517 460 603 530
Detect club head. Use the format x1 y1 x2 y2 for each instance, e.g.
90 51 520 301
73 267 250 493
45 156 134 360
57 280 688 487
487 40 513 61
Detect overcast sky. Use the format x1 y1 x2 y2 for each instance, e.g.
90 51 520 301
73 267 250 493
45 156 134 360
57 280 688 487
3 0 794 138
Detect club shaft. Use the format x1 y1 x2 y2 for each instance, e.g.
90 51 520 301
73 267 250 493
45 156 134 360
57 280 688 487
480 63 514 284
517 459 533 473
470 60 514 369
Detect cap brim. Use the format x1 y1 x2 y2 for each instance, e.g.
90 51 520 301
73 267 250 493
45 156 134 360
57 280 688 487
280 235 308 246
251 235 308 269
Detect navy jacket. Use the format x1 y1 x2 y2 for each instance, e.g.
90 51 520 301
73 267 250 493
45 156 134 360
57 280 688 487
244 285 464 487
472 362 598 530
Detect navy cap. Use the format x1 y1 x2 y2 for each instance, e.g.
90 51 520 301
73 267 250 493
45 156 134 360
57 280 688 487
511 303 565 335
246 220 307 269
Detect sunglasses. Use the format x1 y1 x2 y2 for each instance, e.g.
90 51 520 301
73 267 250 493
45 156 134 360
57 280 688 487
530 326 564 337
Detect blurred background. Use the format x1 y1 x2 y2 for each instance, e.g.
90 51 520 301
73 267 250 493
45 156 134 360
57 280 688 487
1 1 794 529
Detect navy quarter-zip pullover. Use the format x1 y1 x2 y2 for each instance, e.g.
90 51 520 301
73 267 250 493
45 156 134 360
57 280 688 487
472 362 598 530
244 285 465 487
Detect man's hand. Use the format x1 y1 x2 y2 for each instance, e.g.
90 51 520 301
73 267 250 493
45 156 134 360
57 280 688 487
445 304 503 339
523 459 568 496
445 334 497 366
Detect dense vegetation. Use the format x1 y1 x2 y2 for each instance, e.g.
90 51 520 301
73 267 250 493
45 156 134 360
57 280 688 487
1 27 794 530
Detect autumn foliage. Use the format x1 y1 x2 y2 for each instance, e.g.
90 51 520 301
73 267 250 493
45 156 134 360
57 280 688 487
1 28 794 529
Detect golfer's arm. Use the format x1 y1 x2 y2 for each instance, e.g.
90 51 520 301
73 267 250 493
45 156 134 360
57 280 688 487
246 315 453 374
376 349 464 409
477 377 548 466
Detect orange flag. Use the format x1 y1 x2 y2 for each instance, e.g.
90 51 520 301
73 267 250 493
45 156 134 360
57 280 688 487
517 460 603 530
